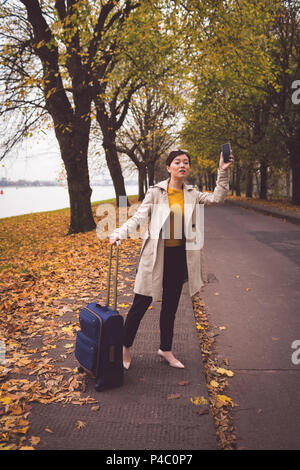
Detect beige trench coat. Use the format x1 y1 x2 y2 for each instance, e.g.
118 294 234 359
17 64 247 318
110 168 230 301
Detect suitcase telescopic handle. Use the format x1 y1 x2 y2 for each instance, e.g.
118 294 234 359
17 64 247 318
106 242 119 311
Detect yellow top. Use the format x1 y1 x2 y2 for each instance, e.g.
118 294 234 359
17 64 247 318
164 187 185 247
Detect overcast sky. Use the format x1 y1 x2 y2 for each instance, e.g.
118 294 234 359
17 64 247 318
0 130 63 181
0 135 139 183
0 130 128 182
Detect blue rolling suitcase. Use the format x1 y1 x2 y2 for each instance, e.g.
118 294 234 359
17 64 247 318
75 243 124 391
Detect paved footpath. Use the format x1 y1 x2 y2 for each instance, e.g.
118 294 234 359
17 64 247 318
201 199 300 450
29 265 218 450
28 196 300 451
226 197 300 226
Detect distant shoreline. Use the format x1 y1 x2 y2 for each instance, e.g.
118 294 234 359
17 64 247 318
0 184 139 219
0 182 137 188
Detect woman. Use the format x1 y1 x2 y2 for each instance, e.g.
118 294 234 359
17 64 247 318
109 149 234 370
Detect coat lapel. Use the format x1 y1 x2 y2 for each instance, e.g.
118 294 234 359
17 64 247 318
183 182 196 228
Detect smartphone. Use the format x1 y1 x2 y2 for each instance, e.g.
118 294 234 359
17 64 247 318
221 142 231 163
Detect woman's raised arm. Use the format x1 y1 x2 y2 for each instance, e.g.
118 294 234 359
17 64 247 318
197 151 234 205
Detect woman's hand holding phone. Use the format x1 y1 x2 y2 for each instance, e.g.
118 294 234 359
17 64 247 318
219 149 234 170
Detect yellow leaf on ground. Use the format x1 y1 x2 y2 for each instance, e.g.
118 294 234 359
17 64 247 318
17 426 29 434
210 380 219 388
190 396 208 406
91 405 100 411
215 394 233 408
17 419 29 428
216 367 234 377
9 404 24 415
0 396 12 405
167 393 181 400
76 420 86 429
62 326 74 333
30 436 40 446
0 444 17 450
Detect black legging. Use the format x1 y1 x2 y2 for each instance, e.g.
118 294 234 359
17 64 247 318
123 244 188 351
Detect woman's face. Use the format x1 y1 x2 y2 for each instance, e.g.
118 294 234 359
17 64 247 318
166 154 190 179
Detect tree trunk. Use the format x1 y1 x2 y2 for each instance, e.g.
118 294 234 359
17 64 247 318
204 172 208 191
198 173 203 191
207 174 210 191
286 169 291 199
148 160 155 187
138 165 145 201
102 131 129 207
290 143 300 205
144 168 148 193
291 164 300 205
59 125 95 234
235 160 241 196
245 166 253 198
259 159 268 200
57 125 96 234
209 173 215 191
64 157 95 234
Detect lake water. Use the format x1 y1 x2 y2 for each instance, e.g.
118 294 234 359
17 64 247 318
0 184 139 219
